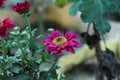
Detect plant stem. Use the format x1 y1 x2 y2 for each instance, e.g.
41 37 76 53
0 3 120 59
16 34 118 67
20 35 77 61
1 38 7 59
24 14 34 56
87 23 91 34
40 56 59 80
24 15 35 77
1 38 8 79
93 24 104 80
95 42 104 80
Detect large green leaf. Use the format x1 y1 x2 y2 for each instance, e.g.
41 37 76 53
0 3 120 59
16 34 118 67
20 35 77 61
69 1 82 16
94 15 111 35
79 0 103 22
69 0 80 2
101 0 120 13
69 0 120 35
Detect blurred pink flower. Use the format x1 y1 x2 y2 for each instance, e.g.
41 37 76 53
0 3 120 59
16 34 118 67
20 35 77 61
12 0 30 13
43 29 82 56
0 0 6 7
0 18 16 38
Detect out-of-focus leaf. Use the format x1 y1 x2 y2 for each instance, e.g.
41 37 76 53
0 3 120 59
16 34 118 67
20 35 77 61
32 28 37 36
55 0 68 7
15 0 24 3
15 75 30 80
59 74 66 80
0 69 3 75
50 70 57 79
69 1 82 16
42 51 52 61
9 65 23 73
47 28 54 32
69 0 80 2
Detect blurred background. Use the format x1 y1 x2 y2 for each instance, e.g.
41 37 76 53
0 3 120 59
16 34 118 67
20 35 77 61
0 0 120 80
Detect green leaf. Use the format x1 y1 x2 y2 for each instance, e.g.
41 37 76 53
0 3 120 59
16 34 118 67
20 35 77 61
47 28 54 32
69 1 82 16
6 56 21 64
50 70 57 79
69 0 120 34
0 69 3 75
5 63 12 70
100 0 120 13
94 15 111 35
55 0 68 7
36 35 42 39
9 65 23 73
79 0 103 22
69 0 80 2
42 51 52 61
32 28 37 36
6 40 13 48
15 75 30 80
59 74 66 80
15 49 22 57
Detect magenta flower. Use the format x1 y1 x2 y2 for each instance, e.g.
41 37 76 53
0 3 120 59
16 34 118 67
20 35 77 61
0 0 6 7
43 29 82 56
0 18 16 38
12 0 30 13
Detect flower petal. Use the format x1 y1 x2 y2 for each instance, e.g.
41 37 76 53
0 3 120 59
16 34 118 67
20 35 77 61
0 0 6 7
65 31 79 41
12 0 30 13
66 47 75 54
68 41 82 47
0 18 16 38
51 30 61 38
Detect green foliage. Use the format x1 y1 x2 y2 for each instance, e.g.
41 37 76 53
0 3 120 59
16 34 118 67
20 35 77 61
0 26 60 80
69 1 82 16
14 75 30 80
69 0 120 35
55 0 68 7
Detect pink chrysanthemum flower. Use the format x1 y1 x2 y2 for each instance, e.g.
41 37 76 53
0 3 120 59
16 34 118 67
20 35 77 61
0 0 6 7
0 18 16 38
43 29 82 56
12 0 30 13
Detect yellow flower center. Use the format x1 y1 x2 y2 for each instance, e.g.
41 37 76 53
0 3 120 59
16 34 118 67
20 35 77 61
52 36 67 46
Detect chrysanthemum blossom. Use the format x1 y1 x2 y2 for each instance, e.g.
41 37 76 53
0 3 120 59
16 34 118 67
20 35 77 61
0 0 6 7
43 29 82 56
12 0 30 13
0 18 16 38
